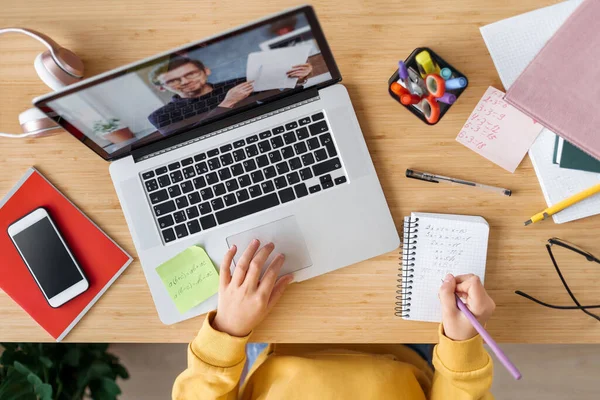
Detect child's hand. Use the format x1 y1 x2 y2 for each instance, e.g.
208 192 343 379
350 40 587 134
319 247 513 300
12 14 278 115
439 273 496 341
212 240 294 337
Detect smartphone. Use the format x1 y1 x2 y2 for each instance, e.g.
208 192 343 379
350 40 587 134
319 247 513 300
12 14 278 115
8 207 89 307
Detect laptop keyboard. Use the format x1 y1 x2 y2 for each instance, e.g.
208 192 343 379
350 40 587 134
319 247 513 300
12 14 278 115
140 112 348 244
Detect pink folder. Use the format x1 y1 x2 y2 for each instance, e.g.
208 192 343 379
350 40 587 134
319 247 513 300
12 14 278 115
504 0 600 161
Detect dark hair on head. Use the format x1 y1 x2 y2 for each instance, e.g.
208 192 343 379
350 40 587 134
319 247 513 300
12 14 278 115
149 56 206 85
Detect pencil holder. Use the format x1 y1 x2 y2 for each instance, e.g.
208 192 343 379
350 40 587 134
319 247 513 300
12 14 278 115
388 47 468 125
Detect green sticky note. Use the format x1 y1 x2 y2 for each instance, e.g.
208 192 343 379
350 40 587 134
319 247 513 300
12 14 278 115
156 246 219 314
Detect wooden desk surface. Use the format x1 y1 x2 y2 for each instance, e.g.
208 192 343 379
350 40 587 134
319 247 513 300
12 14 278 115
2 0 599 343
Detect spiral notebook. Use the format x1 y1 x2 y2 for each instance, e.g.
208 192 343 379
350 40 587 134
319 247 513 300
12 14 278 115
396 213 489 322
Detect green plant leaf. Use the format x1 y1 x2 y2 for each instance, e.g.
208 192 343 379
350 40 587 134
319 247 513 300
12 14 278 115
64 347 81 367
112 363 129 379
13 362 33 376
38 356 52 369
33 381 52 400
89 362 112 379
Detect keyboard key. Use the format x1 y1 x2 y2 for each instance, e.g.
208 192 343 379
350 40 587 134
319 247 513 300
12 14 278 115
142 171 155 180
145 179 159 192
220 153 234 166
223 194 237 206
214 183 226 196
208 158 221 171
281 146 294 159
216 193 280 225
296 127 309 140
299 167 313 180
289 157 302 170
187 219 201 234
162 228 176 243
154 200 176 216
198 202 211 215
256 155 269 168
170 170 184 183
206 172 219 185
287 171 300 185
261 180 275 193
283 131 296 145
233 149 246 162
314 148 328 162
248 185 262 198
313 157 342 177
312 112 325 121
225 178 239 192
173 210 186 223
322 180 334 189
236 188 250 202
272 126 284 134
186 206 199 219
259 131 272 139
200 214 217 230
271 136 284 149
174 224 189 239
193 176 206 190
150 189 169 204
309 120 328 136
326 142 338 157
246 135 259 144
319 132 333 146
307 137 320 150
200 187 214 201
274 176 287 189
207 149 219 157
276 162 290 175
251 170 264 183
175 196 189 209
211 197 225 211
264 166 277 179
294 183 309 198
155 166 168 175
188 192 202 204
238 175 252 188
168 185 182 198
195 162 208 174
268 150 282 163
220 144 232 153
231 164 245 176
158 214 174 229
258 140 271 153
168 161 181 171
193 153 206 162
309 185 321 194
278 188 296 203
182 166 196 179
246 144 259 157
233 140 245 148
335 176 347 185
158 175 171 188
285 121 298 130
243 159 257 172
181 157 194 166
299 116 312 126
218 168 232 180
320 174 333 185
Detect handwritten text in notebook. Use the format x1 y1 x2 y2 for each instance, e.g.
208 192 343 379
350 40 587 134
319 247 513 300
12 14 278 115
456 86 543 173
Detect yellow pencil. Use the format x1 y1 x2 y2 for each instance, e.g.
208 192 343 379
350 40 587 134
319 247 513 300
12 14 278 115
525 183 600 225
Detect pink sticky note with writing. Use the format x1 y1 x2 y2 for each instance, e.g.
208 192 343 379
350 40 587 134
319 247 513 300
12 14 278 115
456 86 543 173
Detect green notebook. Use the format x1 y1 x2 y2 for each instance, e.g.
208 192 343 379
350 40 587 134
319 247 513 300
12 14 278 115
553 136 600 174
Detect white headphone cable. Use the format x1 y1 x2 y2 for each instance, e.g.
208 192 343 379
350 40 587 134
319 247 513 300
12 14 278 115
0 126 62 138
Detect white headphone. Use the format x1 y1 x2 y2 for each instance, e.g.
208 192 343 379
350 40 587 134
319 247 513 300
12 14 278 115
0 28 85 139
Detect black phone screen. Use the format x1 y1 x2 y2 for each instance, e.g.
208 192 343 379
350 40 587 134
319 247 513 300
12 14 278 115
13 217 84 298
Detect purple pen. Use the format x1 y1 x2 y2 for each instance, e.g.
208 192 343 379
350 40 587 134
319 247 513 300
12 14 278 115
454 294 522 380
398 61 411 89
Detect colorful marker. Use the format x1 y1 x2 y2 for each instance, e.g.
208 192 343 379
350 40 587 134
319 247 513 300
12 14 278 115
425 74 446 97
445 77 467 90
398 60 411 89
440 67 453 80
437 92 456 104
390 81 410 97
415 50 440 78
401 93 422 105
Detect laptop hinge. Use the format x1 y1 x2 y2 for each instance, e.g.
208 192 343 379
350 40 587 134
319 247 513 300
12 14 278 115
132 88 320 162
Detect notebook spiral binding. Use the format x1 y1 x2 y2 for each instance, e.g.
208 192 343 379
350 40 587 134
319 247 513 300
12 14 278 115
395 216 419 318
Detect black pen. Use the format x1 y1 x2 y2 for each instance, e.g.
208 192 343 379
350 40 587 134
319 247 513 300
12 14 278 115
405 169 512 197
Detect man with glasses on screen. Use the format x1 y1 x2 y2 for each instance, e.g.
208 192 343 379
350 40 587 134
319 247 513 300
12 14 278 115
147 56 313 133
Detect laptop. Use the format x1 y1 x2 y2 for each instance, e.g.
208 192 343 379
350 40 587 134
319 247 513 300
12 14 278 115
33 5 399 325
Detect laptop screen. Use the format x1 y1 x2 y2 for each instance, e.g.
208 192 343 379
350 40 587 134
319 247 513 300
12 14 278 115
34 6 340 161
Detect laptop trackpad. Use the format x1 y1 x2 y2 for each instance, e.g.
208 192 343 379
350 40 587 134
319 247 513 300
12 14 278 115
226 216 312 277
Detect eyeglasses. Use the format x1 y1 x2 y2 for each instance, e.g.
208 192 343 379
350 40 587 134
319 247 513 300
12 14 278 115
164 70 204 87
515 238 600 322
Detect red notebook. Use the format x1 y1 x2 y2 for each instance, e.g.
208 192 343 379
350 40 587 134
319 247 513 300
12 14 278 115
0 168 132 341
